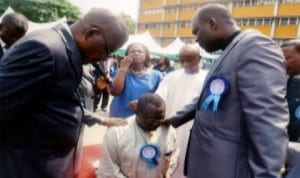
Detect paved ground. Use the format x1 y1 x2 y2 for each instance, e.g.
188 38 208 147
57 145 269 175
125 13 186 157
82 110 108 146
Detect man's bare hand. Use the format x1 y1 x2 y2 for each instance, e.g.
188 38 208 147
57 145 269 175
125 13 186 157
119 56 133 72
102 118 128 127
160 119 171 127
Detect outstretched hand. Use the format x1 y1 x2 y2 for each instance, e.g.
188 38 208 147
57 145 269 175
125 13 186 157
102 118 128 127
160 119 171 127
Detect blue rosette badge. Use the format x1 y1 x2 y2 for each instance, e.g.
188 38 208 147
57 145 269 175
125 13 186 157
201 76 229 112
295 105 300 120
139 144 160 169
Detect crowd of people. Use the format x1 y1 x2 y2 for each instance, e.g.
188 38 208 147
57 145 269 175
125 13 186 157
1 2 300 178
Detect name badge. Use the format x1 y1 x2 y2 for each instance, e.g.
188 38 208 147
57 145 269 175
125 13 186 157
295 105 300 120
201 76 229 112
139 144 160 169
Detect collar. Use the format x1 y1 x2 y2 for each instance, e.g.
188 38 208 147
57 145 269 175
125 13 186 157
221 30 241 50
61 22 73 38
0 39 5 48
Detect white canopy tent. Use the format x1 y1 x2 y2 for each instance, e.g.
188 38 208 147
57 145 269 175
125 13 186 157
163 37 185 55
162 37 220 61
120 31 164 55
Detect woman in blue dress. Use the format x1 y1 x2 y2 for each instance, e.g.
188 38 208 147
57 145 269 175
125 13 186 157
108 43 163 118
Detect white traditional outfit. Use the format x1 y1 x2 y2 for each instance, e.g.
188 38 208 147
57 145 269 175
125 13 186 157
155 67 207 178
98 116 179 178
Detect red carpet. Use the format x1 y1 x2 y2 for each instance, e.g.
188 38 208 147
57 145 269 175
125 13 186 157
75 144 102 178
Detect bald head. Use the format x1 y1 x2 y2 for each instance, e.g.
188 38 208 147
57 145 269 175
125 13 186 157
191 3 239 52
193 3 234 26
79 8 128 50
70 8 128 63
179 44 201 73
179 44 201 56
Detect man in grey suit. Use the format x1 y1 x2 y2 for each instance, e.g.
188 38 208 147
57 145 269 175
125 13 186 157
0 8 128 178
167 3 289 178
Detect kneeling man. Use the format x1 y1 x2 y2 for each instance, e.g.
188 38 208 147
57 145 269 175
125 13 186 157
98 93 179 178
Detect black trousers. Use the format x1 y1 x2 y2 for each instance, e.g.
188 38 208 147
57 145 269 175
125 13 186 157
93 88 109 111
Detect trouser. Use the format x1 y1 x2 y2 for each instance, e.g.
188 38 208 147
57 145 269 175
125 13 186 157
100 88 109 109
93 88 109 111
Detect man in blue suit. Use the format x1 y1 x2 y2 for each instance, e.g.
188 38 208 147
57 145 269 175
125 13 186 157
0 12 28 60
0 8 128 178
167 3 288 178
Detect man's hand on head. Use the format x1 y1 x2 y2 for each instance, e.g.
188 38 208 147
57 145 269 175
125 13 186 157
160 119 171 127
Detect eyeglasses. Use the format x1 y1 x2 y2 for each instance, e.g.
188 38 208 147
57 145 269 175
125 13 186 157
100 32 112 57
90 26 112 57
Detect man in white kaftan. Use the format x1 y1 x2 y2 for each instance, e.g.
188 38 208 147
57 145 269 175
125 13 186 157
156 44 208 178
98 94 179 178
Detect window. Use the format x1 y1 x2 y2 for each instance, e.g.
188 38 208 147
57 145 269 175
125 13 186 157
263 19 272 25
180 21 190 28
165 8 176 14
276 17 299 25
236 18 273 26
289 17 298 24
249 19 256 25
256 18 263 25
280 18 289 25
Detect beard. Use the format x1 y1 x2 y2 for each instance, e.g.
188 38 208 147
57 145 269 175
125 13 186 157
183 65 199 74
199 38 223 53
136 120 159 132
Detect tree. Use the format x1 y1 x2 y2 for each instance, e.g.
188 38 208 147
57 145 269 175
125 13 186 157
0 0 81 22
120 12 136 34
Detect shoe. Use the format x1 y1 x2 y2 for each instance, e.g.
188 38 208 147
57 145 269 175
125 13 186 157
101 108 108 112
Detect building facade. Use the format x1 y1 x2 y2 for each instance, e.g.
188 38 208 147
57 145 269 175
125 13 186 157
137 0 300 46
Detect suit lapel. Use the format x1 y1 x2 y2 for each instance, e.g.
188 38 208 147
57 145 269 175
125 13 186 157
52 24 83 85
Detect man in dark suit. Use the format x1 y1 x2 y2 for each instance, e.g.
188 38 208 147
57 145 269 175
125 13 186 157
281 39 300 178
166 3 288 178
0 8 128 178
282 39 300 142
0 12 28 59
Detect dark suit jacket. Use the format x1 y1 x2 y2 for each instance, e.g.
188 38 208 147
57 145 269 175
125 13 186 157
286 77 300 141
170 30 289 178
0 24 83 178
0 45 4 60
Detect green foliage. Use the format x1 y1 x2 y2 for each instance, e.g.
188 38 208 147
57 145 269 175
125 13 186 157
0 0 81 22
120 11 136 34
0 0 136 35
